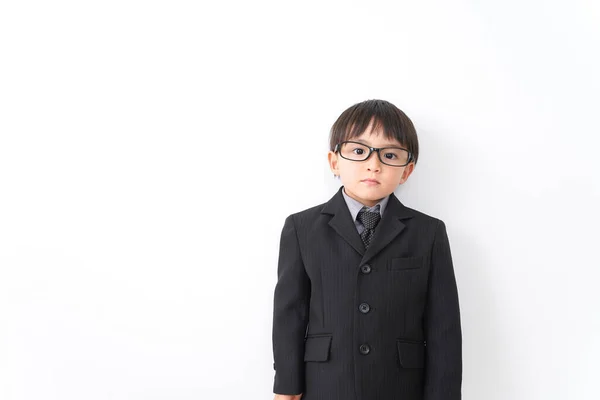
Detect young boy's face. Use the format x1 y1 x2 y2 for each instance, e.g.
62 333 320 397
327 124 415 207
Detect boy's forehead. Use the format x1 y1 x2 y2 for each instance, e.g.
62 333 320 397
351 131 404 147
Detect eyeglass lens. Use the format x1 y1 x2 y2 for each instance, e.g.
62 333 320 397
339 142 409 166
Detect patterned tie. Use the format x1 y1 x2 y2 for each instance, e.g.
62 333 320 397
357 205 381 249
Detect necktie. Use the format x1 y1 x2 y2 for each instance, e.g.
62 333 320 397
357 205 381 249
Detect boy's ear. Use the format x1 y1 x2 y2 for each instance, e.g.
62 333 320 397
328 151 339 176
398 162 415 184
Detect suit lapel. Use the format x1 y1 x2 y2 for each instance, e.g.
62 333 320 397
321 186 415 265
325 196 366 257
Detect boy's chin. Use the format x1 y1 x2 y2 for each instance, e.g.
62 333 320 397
348 185 390 199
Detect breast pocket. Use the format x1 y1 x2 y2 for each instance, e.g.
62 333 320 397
387 255 426 271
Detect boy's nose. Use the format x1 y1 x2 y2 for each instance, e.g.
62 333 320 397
365 151 382 171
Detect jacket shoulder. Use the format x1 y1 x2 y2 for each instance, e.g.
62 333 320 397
279 197 333 235
286 201 328 224
399 203 446 228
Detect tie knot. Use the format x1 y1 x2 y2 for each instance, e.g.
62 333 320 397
357 206 381 230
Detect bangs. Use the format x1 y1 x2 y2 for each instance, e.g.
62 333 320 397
342 116 406 147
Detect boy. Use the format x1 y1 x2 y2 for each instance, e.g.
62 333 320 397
272 99 462 400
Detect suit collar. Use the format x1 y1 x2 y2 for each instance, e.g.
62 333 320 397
321 186 415 265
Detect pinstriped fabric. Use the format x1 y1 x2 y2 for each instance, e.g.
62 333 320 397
272 186 462 400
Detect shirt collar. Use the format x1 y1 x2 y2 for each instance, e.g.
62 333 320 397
341 186 390 222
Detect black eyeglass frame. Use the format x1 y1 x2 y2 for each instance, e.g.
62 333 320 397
333 140 413 167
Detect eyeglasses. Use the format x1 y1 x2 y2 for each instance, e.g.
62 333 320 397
333 141 413 167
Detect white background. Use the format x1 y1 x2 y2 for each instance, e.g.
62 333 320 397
1 1 599 399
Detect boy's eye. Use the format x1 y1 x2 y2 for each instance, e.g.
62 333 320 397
384 152 398 159
353 148 365 155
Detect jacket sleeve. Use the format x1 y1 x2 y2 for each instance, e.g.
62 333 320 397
423 219 463 400
272 214 311 395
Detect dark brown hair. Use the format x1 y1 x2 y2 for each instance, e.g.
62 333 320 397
329 99 419 165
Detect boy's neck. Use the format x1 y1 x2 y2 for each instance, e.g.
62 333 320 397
343 187 385 207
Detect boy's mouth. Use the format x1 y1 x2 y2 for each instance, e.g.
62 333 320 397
361 179 380 185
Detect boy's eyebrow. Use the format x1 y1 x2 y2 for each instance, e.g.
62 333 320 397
351 138 405 148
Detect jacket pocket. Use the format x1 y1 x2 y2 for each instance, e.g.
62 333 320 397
388 255 426 270
396 338 426 368
304 334 332 362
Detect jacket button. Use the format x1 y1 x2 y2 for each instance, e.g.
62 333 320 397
360 264 372 274
358 302 370 313
359 344 370 355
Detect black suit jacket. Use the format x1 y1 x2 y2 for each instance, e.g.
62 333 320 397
272 186 462 400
